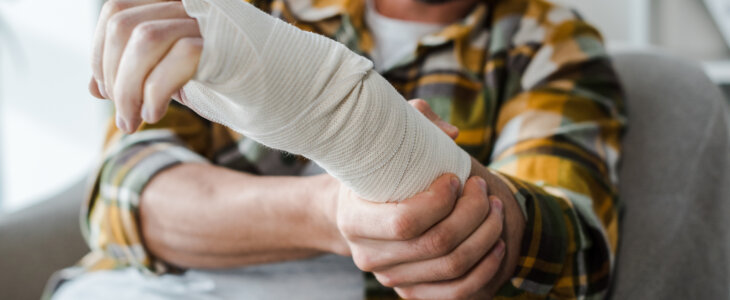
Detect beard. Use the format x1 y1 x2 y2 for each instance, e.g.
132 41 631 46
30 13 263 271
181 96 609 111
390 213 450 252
415 0 461 4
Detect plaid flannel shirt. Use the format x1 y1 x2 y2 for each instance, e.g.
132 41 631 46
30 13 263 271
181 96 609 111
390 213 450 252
76 0 626 298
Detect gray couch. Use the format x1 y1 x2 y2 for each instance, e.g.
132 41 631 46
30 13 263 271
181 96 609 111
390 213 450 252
1 51 729 300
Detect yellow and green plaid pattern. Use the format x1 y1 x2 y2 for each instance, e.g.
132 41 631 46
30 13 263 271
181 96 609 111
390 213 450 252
77 0 625 299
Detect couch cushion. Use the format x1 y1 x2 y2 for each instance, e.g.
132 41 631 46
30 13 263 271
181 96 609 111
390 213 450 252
610 51 730 299
0 178 89 300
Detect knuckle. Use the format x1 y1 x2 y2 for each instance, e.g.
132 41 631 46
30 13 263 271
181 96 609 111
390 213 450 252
133 22 163 43
389 213 417 240
434 187 456 207
352 251 376 272
440 252 469 280
104 0 129 15
422 228 453 257
336 216 357 239
374 273 398 288
107 12 134 37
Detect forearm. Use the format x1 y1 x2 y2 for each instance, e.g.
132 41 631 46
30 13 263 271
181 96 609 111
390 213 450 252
470 158 525 296
180 0 471 202
139 163 344 269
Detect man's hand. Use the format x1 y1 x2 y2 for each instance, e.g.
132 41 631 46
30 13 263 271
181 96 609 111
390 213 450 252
89 0 202 133
326 99 510 299
336 175 506 299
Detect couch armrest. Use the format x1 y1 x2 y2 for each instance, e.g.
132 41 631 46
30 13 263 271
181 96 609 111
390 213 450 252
610 51 730 299
0 178 90 300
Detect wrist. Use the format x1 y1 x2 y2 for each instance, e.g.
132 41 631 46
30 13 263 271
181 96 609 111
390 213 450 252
303 174 350 256
469 159 526 295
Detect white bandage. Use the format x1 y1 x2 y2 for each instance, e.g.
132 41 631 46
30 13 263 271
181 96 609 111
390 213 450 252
180 0 471 202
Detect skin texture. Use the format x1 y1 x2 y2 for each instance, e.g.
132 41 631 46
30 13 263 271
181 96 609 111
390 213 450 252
140 166 340 268
89 0 202 131
89 0 525 298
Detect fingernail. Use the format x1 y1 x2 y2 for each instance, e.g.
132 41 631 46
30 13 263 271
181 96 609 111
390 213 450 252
98 80 108 99
496 240 506 256
116 114 128 133
477 177 487 191
450 176 460 190
492 197 503 212
141 106 153 123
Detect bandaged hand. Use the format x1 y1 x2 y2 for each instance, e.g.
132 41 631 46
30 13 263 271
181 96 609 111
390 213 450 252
327 100 506 299
180 0 471 202
90 0 470 202
88 1 519 296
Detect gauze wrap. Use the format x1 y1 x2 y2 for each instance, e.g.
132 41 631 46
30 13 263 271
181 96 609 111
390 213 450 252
180 0 471 202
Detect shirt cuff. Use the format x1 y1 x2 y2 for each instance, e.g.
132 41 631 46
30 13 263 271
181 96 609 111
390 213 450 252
84 132 208 275
488 169 570 297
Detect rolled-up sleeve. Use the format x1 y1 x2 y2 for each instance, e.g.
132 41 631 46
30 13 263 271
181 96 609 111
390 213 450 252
77 0 278 276
81 104 212 274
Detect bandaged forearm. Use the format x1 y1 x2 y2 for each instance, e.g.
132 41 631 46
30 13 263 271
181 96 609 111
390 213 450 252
180 0 470 202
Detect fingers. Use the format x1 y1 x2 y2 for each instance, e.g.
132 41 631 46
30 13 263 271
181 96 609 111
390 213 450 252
89 77 105 99
338 174 459 241
408 99 459 139
374 196 504 286
394 239 506 300
113 19 201 130
142 37 203 123
350 177 490 270
91 0 170 97
102 1 189 102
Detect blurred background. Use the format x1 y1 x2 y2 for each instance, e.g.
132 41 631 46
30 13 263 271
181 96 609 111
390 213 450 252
0 0 730 213
0 0 108 213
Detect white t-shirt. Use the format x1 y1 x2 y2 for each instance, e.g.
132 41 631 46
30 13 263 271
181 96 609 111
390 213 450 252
365 0 447 72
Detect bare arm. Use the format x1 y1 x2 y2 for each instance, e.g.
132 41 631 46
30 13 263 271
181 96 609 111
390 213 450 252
139 163 348 269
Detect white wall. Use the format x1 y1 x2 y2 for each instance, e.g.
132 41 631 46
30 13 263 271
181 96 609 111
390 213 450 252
0 0 109 212
653 0 730 60
553 0 730 83
552 0 651 48
553 0 730 60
